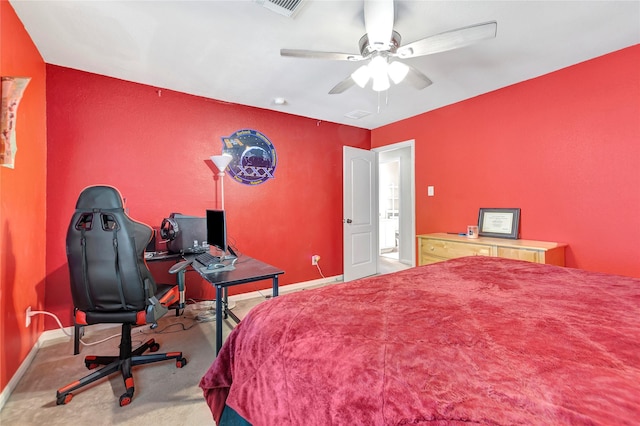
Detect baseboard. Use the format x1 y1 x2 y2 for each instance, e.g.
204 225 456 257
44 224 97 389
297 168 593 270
0 275 342 412
0 336 42 412
0 322 79 412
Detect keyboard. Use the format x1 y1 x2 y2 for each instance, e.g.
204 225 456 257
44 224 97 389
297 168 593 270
194 252 221 267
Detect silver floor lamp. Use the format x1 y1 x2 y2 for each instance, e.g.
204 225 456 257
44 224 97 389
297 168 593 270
210 153 233 210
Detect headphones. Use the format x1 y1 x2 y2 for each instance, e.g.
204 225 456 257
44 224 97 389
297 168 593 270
160 216 179 241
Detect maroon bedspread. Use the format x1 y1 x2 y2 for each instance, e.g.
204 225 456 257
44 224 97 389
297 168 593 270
200 257 640 425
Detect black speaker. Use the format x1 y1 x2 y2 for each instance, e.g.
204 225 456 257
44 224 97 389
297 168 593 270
160 213 207 254
145 228 157 252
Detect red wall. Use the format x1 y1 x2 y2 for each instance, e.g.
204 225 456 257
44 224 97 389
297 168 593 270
45 65 370 328
373 45 640 277
0 0 47 394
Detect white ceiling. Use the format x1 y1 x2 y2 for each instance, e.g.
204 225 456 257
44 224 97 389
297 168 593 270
9 0 640 130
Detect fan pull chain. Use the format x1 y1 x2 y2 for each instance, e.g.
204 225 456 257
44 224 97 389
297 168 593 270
376 90 390 114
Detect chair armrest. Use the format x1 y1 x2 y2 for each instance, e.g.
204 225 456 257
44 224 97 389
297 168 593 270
168 260 191 310
168 260 192 274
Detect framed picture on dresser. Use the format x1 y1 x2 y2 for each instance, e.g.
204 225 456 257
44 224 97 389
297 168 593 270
478 208 520 239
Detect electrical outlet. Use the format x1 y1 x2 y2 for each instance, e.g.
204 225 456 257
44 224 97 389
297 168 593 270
311 255 320 265
25 306 31 327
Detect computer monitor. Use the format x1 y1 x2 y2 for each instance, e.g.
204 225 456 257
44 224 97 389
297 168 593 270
206 209 236 258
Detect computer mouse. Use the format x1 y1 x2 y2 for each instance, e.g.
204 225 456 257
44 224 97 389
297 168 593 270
206 263 225 270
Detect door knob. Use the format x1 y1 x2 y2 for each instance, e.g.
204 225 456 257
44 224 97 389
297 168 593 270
346 219 353 224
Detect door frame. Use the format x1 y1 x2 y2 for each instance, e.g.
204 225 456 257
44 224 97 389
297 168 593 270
373 140 416 267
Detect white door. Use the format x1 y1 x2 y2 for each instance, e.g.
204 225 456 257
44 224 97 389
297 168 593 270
343 146 378 281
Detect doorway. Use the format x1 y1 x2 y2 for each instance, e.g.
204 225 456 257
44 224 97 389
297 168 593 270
379 159 400 259
375 141 415 273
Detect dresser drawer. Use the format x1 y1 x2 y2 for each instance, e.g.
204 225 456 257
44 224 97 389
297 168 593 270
422 238 493 259
497 247 539 262
420 253 445 265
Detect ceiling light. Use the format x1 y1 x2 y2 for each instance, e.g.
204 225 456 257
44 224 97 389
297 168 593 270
369 55 390 92
273 97 287 105
388 61 409 84
372 75 390 92
351 65 371 88
350 55 407 92
368 55 387 75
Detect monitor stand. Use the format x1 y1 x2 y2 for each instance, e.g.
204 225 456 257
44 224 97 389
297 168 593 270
224 246 238 260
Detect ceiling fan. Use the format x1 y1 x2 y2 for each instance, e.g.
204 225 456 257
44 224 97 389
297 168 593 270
280 0 497 94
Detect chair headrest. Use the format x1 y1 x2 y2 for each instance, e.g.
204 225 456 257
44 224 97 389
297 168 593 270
75 185 124 210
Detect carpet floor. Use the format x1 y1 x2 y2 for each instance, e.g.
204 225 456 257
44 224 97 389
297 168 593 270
0 298 264 426
1 257 409 425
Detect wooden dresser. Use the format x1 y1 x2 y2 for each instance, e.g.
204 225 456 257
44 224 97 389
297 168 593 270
418 233 567 266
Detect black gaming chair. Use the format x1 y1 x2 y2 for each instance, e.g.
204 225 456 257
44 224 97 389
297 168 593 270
56 185 188 407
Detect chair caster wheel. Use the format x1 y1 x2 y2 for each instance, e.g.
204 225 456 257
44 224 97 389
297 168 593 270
177 357 187 368
119 391 133 407
149 342 160 352
57 393 73 405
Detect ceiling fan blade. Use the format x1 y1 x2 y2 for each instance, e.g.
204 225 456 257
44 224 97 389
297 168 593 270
329 75 357 94
396 21 497 58
404 65 433 90
364 0 394 50
280 48 364 62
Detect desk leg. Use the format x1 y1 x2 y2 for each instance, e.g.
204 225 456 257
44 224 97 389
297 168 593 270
215 285 223 355
273 275 279 297
223 287 229 319
74 323 82 355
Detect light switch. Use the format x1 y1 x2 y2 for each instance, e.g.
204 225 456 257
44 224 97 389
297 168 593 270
427 186 434 197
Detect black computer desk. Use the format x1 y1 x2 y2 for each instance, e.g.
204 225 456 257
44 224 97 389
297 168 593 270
190 255 284 354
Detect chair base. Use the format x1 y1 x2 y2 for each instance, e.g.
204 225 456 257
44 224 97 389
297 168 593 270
73 303 185 355
57 323 187 407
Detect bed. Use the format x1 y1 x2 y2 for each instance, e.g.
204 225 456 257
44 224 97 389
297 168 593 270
200 256 640 425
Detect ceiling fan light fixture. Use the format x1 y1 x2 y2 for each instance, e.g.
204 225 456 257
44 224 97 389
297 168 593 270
372 76 390 92
369 55 390 91
372 73 390 92
368 55 387 75
351 65 371 88
281 0 498 97
388 61 409 84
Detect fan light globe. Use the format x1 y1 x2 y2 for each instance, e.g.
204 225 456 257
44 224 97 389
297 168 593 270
388 61 409 84
351 65 371 88
369 55 387 75
372 75 390 92
370 55 390 91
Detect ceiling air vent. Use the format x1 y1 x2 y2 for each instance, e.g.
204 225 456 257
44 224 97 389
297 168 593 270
256 0 306 18
345 110 372 120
